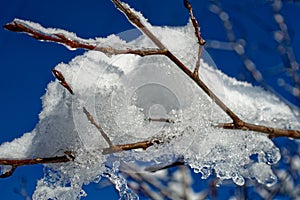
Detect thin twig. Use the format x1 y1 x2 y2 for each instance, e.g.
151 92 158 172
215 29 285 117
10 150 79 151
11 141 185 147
102 139 158 154
52 69 74 95
111 0 166 50
145 158 185 172
216 122 300 138
0 138 161 178
184 0 206 76
52 69 115 148
0 155 71 178
83 107 114 148
147 118 174 123
3 20 167 57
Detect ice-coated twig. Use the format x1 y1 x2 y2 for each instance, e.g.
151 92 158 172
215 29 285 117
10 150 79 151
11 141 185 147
180 165 190 200
184 0 206 76
3 20 167 57
111 0 166 50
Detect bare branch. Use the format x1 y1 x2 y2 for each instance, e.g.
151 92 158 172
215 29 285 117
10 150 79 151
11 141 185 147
184 0 206 46
184 0 206 76
217 122 300 139
102 139 158 154
52 69 115 148
0 155 71 178
83 107 114 148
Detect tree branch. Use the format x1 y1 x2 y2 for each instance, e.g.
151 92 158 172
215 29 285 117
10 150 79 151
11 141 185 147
184 0 206 76
216 122 300 138
111 0 300 139
0 155 71 178
82 107 115 148
102 139 158 154
3 20 167 57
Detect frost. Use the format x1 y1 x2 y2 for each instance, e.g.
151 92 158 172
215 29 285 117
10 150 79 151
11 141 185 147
1 6 300 199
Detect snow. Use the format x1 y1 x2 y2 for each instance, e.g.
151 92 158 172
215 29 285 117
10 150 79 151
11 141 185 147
0 132 34 158
1 2 300 200
12 18 129 54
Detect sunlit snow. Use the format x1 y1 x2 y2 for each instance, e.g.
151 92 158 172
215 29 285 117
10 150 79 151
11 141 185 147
1 7 300 200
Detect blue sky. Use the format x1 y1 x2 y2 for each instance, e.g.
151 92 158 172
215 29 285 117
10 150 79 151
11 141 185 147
0 0 300 199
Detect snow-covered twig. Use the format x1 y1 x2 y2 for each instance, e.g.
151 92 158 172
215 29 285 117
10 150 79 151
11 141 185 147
3 20 167 57
111 0 300 139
